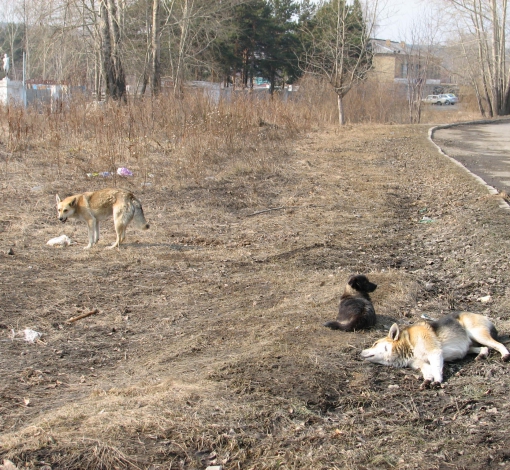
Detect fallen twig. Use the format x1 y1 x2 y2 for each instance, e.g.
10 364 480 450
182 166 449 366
67 309 99 323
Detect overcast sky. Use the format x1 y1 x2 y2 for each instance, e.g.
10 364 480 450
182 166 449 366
373 0 431 42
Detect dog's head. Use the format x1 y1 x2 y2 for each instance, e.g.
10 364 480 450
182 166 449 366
56 194 77 223
360 323 401 366
347 274 377 294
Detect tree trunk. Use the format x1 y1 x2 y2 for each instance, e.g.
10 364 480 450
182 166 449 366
174 0 190 97
337 94 345 125
150 0 161 96
99 1 114 97
99 0 126 102
107 0 126 101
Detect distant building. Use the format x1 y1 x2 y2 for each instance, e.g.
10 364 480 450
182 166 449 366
370 38 444 92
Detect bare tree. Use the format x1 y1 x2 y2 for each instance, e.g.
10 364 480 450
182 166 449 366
150 0 161 95
162 0 240 97
443 0 509 116
401 16 442 123
99 0 126 101
0 0 23 80
300 0 377 125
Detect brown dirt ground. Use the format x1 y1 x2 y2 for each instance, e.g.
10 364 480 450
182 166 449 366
2 123 510 470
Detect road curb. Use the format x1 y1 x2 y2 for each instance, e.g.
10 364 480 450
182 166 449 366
428 118 510 212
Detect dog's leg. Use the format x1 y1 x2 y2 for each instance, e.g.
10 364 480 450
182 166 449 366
420 352 443 388
468 328 510 361
94 220 100 245
470 346 490 360
85 219 96 249
108 209 123 249
107 230 121 249
119 225 127 244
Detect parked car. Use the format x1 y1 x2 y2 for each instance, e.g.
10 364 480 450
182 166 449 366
422 94 441 105
439 93 458 105
422 94 458 105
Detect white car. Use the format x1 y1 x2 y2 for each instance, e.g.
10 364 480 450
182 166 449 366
422 95 441 105
439 93 458 105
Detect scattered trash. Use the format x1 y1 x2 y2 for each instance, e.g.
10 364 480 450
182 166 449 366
419 216 435 224
418 208 428 213
86 171 112 178
478 295 492 303
421 313 434 321
141 182 152 187
23 328 42 343
117 167 133 177
47 235 73 247
7 248 14 255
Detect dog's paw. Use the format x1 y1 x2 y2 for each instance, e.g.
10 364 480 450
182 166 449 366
420 379 432 390
502 353 510 362
475 347 490 361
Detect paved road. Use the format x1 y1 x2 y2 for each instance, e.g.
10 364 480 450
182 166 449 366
432 121 510 194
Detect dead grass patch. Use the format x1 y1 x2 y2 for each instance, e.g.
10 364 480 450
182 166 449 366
1 105 510 468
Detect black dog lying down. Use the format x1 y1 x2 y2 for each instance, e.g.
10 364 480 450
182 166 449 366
324 274 377 331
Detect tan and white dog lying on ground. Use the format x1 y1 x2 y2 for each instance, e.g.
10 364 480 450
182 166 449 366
56 188 149 249
361 312 510 389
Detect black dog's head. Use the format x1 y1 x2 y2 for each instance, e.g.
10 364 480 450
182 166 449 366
347 274 377 294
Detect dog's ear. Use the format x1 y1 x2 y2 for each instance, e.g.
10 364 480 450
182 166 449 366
348 275 360 291
388 323 400 341
70 197 76 207
56 194 61 204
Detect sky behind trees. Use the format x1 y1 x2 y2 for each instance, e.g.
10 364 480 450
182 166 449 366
374 0 429 41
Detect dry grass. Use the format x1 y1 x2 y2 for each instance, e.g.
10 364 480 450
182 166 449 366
1 91 510 469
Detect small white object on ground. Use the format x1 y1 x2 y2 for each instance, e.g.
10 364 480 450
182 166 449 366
23 328 42 343
47 235 72 246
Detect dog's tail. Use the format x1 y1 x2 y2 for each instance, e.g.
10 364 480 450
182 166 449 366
132 197 150 230
324 320 347 330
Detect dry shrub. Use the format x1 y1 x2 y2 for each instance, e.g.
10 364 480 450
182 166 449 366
0 89 311 187
345 81 410 124
294 76 410 125
0 79 483 174
295 75 484 125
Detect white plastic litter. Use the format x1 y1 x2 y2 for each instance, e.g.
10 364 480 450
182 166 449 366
117 167 133 177
47 235 72 246
23 328 42 343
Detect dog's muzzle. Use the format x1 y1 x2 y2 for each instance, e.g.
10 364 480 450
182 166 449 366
59 217 67 223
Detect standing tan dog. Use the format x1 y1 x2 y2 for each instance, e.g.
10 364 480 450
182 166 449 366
361 312 510 388
324 274 377 331
56 188 149 249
